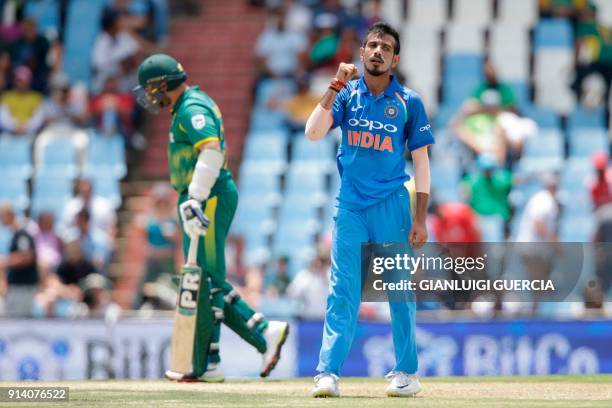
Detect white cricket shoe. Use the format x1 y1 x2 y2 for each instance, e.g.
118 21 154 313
201 363 225 383
260 320 290 377
311 373 339 398
385 371 422 397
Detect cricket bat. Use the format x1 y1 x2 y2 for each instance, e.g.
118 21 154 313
166 234 201 380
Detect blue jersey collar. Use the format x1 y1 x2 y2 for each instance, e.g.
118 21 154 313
357 75 401 98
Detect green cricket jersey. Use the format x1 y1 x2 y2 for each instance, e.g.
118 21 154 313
168 86 232 194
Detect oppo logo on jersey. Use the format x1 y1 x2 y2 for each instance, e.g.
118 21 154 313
348 118 398 133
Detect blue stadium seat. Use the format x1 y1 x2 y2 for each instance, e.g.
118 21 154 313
0 178 29 212
84 134 127 179
567 106 607 130
0 226 11 255
519 130 564 172
249 108 287 131
434 104 461 129
479 215 505 242
232 198 273 236
243 135 287 162
90 175 121 209
255 78 297 108
285 163 328 195
37 140 78 178
443 74 482 105
279 192 322 221
568 129 609 158
273 221 317 255
508 81 530 107
62 0 106 87
25 0 60 37
559 215 596 242
0 136 32 180
443 54 484 76
292 134 336 163
521 105 561 129
559 158 594 192
534 18 573 49
431 161 462 203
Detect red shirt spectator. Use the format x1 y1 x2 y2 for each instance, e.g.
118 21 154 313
430 202 482 243
589 153 612 209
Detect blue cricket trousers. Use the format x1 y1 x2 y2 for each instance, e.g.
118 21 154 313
317 186 418 376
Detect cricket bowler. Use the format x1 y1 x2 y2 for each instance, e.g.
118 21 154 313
134 54 289 381
305 23 434 397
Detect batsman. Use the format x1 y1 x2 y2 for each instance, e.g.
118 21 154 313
134 54 290 382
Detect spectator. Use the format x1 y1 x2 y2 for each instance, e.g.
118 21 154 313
8 19 50 93
451 109 508 167
572 4 612 112
33 212 63 278
307 13 340 70
496 111 538 166
589 153 612 209
56 240 97 288
517 174 560 243
0 65 46 136
80 273 120 319
91 9 140 94
0 203 40 317
63 178 117 242
539 0 593 20
266 255 291 297
429 201 482 243
90 76 136 143
313 0 356 33
62 208 112 273
268 74 319 132
108 0 156 47
135 183 179 309
593 202 612 293
462 155 513 223
44 74 89 127
467 60 517 114
239 265 264 309
286 252 330 319
255 6 307 78
283 0 312 34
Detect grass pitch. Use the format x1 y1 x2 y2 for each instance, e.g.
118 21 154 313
1 376 611 407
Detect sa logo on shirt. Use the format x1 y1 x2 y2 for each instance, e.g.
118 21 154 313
191 114 206 130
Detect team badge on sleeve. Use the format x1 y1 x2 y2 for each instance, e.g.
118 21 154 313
191 114 206 130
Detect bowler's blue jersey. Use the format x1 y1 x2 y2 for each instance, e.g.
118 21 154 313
331 76 435 210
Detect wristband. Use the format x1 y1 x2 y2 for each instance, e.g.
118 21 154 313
329 78 346 93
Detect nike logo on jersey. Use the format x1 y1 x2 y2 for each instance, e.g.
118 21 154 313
351 105 363 112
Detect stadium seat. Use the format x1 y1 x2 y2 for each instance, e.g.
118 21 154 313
479 215 505 242
559 158 594 193
521 105 561 129
285 161 330 195
508 81 531 107
0 226 11 255
568 129 609 158
25 0 60 38
0 136 32 181
37 139 79 178
497 0 538 27
84 134 127 179
292 134 336 164
249 107 287 131
591 0 612 26
452 0 492 27
272 220 317 256
243 135 287 163
445 24 484 54
0 178 29 212
62 0 106 87
255 78 296 108
380 0 404 28
238 169 281 196
519 130 564 172
559 214 596 242
443 54 484 76
90 175 122 209
489 24 530 81
407 0 448 29
567 106 607 130
533 19 573 49
279 192 322 222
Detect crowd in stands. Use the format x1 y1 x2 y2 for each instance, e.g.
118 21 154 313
0 0 169 318
231 0 612 319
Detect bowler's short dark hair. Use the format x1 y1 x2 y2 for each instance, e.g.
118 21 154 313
363 22 400 55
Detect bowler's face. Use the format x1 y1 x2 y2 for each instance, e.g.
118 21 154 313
360 33 399 77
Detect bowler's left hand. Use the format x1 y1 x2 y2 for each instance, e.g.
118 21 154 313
409 221 428 249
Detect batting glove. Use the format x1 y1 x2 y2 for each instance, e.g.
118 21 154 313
179 199 210 238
